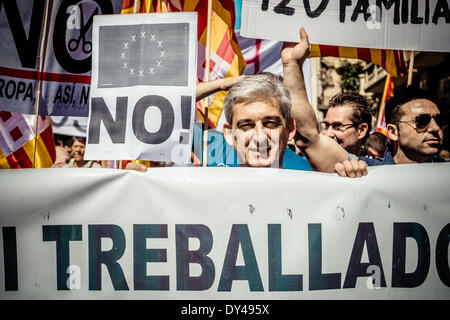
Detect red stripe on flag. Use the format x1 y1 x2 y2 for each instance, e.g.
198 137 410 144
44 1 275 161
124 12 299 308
395 50 407 76
357 48 371 63
40 124 56 162
216 31 235 65
245 39 262 73
121 0 134 10
0 66 91 84
318 45 339 57
6 147 33 168
195 1 208 39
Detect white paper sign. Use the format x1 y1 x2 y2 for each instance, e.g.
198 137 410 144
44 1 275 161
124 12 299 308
0 164 449 299
85 13 198 163
241 0 450 52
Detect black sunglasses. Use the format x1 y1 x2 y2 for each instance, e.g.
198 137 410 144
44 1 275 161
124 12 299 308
397 114 447 131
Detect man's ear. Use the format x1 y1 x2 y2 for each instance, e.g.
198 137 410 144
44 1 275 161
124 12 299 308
386 123 399 142
357 123 369 140
287 117 296 141
223 123 234 146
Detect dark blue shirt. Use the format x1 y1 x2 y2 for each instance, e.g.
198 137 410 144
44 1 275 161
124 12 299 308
358 149 396 166
358 148 447 166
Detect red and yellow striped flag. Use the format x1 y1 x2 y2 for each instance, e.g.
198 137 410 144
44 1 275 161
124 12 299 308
121 0 246 128
376 74 394 136
310 44 406 78
0 111 55 169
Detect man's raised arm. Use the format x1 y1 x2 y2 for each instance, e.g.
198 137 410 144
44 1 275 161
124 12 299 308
282 28 351 173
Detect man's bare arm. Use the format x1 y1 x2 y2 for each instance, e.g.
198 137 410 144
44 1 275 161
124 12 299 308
282 28 349 173
196 77 243 102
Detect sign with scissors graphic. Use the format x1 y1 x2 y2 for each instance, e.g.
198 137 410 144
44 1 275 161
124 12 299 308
85 12 198 163
0 0 123 116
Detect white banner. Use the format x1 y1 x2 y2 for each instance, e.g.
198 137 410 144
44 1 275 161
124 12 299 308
52 116 87 137
240 0 450 52
0 164 449 299
85 13 198 163
0 0 123 116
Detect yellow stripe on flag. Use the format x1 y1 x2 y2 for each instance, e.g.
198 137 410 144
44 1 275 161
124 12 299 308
338 46 358 60
370 49 382 67
0 148 10 169
310 44 321 57
22 136 53 168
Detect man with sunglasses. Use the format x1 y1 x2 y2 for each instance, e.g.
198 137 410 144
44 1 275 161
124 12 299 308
358 87 447 165
283 27 447 174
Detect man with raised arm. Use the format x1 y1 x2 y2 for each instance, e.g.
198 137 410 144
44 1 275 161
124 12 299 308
282 27 368 176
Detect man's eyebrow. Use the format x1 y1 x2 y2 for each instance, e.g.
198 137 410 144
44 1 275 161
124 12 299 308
262 116 282 121
236 119 254 126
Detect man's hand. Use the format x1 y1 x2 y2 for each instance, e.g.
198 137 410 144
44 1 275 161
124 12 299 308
125 162 148 172
281 27 310 67
334 159 368 178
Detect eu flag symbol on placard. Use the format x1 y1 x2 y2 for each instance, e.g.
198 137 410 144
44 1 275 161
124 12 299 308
98 23 189 88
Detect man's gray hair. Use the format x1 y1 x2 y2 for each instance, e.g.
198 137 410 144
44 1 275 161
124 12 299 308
223 72 291 125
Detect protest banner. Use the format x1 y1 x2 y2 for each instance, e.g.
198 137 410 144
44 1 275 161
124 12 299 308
51 115 87 137
0 0 123 116
0 164 449 299
240 0 450 52
84 13 198 163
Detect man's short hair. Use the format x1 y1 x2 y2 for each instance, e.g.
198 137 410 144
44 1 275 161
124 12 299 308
71 136 86 146
385 87 437 125
223 72 291 125
328 91 372 143
364 132 389 156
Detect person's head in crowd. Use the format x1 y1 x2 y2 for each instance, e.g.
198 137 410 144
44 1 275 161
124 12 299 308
385 87 446 163
70 136 87 165
364 132 389 159
320 92 372 156
223 72 296 168
54 134 73 154
439 149 450 160
52 146 70 168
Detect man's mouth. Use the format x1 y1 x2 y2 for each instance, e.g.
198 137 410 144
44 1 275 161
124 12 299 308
424 138 440 145
249 147 270 154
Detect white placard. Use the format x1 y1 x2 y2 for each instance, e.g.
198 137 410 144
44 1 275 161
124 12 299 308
241 0 450 52
84 13 198 163
0 164 449 299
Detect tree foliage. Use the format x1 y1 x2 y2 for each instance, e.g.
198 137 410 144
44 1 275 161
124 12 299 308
336 62 363 92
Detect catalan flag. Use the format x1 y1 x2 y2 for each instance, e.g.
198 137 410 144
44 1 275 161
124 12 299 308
309 44 407 78
0 111 55 168
376 74 394 136
121 0 246 128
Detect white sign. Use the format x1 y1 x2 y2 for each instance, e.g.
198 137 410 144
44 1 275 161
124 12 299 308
241 0 450 52
0 164 449 299
0 0 123 116
84 13 197 163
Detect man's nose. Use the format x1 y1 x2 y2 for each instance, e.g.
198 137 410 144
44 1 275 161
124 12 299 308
427 117 441 132
254 123 268 143
322 126 335 137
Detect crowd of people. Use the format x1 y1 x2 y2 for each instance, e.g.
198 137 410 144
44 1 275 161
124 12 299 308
53 27 448 177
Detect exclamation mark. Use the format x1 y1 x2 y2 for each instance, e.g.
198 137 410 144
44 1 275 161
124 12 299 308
179 96 192 144
2 227 18 291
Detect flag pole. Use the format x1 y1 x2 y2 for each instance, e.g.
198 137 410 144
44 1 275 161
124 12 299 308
202 0 213 167
407 50 415 87
32 0 52 168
